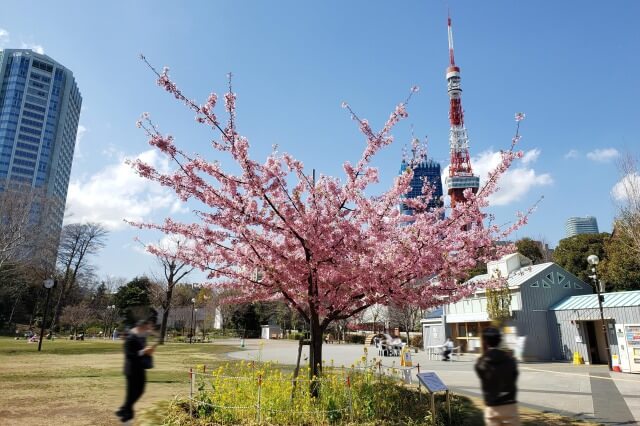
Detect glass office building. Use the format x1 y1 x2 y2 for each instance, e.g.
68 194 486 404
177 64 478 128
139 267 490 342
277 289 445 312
399 159 444 216
565 216 599 238
0 49 82 239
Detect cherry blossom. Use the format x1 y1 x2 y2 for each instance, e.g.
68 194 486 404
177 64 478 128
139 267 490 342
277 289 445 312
129 61 530 384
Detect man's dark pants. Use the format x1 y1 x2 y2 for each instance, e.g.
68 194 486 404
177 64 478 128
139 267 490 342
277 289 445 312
120 371 146 420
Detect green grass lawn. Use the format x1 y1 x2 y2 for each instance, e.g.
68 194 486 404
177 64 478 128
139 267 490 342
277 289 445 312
0 338 600 426
0 337 236 426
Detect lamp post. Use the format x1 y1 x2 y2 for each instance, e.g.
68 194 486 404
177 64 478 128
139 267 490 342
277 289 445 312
194 308 199 343
202 294 209 342
106 305 116 339
189 298 196 344
38 279 56 352
587 255 612 370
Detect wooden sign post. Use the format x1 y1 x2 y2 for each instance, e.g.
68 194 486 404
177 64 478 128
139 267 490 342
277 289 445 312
416 372 451 424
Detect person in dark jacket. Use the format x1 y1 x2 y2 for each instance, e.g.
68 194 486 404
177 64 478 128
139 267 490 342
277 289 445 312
116 319 156 423
474 326 520 425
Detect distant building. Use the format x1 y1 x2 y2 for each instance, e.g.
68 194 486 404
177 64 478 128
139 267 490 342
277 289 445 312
156 305 222 334
0 49 82 245
565 216 599 237
399 159 444 216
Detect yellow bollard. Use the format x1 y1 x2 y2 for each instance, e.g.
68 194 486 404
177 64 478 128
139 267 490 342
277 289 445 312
400 346 413 367
572 351 584 365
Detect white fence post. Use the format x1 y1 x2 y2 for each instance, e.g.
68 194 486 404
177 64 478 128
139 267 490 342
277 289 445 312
189 367 194 417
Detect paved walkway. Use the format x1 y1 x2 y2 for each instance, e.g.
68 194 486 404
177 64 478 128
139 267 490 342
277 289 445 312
221 339 640 425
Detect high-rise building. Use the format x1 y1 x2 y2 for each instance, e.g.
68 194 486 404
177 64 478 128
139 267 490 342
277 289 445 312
0 49 82 241
565 216 599 237
399 159 444 216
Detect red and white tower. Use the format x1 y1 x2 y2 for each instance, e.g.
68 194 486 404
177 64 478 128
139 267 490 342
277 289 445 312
445 14 480 207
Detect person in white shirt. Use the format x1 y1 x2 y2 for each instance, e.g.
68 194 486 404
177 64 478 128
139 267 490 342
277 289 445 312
442 338 454 361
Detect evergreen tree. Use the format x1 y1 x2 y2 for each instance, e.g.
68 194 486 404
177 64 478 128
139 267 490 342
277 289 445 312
600 227 640 291
515 237 544 264
114 276 153 327
553 233 609 284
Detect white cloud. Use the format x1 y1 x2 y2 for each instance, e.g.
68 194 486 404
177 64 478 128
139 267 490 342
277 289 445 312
134 234 195 257
0 29 9 47
564 149 579 159
65 150 184 230
101 143 120 159
612 172 640 202
73 125 87 159
586 148 619 162
521 148 540 164
444 148 553 206
170 198 189 214
20 42 44 54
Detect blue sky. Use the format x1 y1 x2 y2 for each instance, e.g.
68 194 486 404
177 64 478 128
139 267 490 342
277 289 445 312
2 1 639 283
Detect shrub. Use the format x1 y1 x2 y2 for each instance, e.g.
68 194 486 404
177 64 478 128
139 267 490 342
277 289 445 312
158 360 480 425
344 334 366 344
207 329 242 338
285 331 307 341
411 335 423 348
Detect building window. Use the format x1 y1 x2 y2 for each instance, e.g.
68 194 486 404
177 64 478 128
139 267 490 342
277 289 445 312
531 281 539 288
543 281 551 288
573 282 582 289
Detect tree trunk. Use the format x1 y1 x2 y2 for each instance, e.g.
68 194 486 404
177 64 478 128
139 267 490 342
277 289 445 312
309 314 324 398
159 285 174 345
159 308 170 344
406 330 411 348
50 282 69 332
8 294 20 326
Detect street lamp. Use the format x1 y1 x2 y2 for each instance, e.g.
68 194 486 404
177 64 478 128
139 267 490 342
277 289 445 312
106 305 116 339
38 279 56 352
587 255 612 370
202 294 209 342
189 298 196 344
194 308 199 343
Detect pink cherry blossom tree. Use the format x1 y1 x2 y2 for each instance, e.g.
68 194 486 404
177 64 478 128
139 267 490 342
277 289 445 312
130 58 530 391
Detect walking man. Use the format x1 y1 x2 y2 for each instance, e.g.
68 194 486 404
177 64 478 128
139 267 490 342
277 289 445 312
475 327 520 425
116 318 155 423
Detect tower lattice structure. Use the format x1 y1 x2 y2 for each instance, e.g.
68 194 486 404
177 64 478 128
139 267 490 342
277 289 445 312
444 15 480 207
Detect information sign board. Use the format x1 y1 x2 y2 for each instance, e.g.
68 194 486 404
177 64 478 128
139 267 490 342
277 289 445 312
416 372 447 392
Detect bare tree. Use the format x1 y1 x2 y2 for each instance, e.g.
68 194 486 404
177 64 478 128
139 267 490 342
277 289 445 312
51 223 109 330
102 275 127 293
146 236 193 344
0 190 31 271
0 187 59 331
614 153 640 259
535 234 554 262
60 302 95 337
389 303 423 345
0 185 53 271
364 304 388 333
